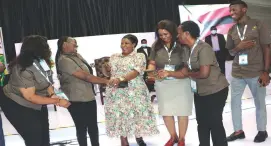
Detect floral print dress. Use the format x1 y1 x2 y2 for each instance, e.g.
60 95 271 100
105 51 159 137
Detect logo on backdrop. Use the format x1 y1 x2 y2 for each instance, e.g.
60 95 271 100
179 4 234 39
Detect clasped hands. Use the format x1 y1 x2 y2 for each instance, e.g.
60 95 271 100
157 70 170 78
51 94 71 108
146 69 170 81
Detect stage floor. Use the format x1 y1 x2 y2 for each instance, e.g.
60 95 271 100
1 93 271 146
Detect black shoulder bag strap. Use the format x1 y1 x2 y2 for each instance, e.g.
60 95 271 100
66 56 96 95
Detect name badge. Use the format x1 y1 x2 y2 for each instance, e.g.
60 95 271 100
59 92 69 101
39 59 50 71
164 64 175 80
190 79 197 93
55 89 69 101
239 54 248 65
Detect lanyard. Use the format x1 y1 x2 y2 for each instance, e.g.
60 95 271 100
164 42 176 64
188 39 200 70
33 62 52 84
237 25 247 41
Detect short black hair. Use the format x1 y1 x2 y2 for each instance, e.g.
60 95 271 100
123 34 138 47
55 36 70 74
211 26 217 30
230 0 248 8
141 39 147 43
180 21 200 39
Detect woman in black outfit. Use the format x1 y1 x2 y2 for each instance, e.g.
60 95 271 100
178 21 229 146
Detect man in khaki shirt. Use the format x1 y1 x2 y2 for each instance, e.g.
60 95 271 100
226 1 271 143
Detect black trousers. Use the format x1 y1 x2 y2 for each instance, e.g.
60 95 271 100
218 60 226 75
0 92 50 146
216 56 226 75
68 100 99 146
194 87 228 146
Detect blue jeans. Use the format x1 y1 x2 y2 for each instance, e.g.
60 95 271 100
231 76 267 132
0 114 5 146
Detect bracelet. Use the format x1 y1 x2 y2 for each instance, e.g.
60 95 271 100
119 76 126 82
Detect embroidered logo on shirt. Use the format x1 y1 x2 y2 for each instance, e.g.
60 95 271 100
252 26 257 30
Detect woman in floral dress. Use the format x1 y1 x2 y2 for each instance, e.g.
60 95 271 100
105 34 159 146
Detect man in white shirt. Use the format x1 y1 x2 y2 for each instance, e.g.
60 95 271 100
205 26 229 74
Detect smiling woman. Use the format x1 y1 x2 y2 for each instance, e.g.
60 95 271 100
1 35 71 146
178 20 229 146
105 34 159 146
147 20 193 146
55 36 109 146
121 35 138 56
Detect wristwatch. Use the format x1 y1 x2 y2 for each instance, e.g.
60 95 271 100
118 77 125 82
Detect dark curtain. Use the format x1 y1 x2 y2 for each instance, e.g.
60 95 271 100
0 0 228 62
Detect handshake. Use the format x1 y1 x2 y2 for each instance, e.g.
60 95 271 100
102 63 128 88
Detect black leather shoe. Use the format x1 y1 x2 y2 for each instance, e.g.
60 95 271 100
254 131 268 143
151 95 156 102
226 131 246 142
136 137 147 146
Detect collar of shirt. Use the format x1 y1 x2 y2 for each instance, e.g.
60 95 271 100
119 50 137 57
62 52 77 56
237 16 251 26
62 53 87 62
